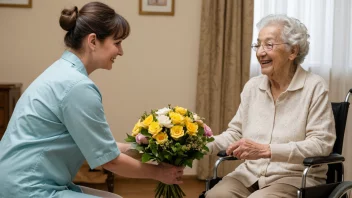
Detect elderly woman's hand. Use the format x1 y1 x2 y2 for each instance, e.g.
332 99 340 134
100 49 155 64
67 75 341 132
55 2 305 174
226 138 271 160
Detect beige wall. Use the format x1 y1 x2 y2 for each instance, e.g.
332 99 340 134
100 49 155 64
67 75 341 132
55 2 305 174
0 0 202 175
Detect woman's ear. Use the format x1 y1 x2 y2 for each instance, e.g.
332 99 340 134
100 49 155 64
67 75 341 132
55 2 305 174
289 45 299 61
87 33 97 51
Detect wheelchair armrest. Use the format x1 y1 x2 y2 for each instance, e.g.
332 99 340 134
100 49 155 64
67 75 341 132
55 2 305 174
303 153 345 166
206 150 238 188
217 150 238 160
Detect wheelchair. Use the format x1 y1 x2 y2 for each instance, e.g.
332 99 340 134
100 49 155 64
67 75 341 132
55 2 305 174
200 88 352 198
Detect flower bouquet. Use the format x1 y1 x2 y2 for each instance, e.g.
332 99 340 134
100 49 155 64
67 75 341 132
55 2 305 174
125 105 214 198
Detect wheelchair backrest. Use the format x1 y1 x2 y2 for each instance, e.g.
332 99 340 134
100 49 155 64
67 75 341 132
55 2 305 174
327 92 351 184
331 102 350 154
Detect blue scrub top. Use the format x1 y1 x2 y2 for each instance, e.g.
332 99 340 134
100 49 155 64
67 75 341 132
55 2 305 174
0 51 120 198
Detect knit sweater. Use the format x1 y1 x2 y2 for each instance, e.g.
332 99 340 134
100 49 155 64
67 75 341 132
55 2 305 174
207 66 336 189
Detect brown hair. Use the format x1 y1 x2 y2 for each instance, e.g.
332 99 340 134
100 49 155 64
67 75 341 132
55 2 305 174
59 2 130 50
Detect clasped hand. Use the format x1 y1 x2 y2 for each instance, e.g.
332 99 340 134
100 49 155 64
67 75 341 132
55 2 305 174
226 138 271 160
157 163 184 185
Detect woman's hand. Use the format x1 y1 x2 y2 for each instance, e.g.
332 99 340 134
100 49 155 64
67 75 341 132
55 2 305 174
155 163 184 185
226 138 271 160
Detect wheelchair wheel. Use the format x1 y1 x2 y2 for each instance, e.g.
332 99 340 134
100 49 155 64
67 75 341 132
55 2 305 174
328 181 352 198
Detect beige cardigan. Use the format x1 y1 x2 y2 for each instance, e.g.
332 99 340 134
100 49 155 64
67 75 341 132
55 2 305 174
207 66 336 189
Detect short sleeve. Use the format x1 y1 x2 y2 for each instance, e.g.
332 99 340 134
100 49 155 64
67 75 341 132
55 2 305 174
60 80 120 169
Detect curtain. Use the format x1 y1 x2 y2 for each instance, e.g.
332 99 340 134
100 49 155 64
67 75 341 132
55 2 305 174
196 0 254 179
330 0 352 184
250 0 352 182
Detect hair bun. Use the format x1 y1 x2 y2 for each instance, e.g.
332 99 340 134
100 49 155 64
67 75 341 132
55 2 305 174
59 6 78 31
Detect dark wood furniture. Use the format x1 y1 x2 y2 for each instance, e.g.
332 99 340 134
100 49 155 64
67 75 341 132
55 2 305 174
0 84 22 140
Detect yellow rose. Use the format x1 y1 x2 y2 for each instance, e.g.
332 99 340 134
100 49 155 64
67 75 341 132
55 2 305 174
148 121 162 137
132 120 142 136
141 115 154 128
186 122 198 136
184 116 193 124
175 106 187 115
169 112 184 125
186 122 198 133
155 132 168 144
187 130 197 136
170 125 185 139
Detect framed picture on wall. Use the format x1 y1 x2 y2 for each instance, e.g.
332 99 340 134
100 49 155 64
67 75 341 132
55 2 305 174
139 0 175 16
0 0 32 8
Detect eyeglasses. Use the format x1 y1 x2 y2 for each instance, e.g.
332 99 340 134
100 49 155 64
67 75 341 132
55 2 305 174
251 43 289 52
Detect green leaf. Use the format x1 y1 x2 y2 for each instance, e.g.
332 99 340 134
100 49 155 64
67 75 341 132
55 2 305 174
171 146 177 152
164 154 171 161
175 158 183 166
193 152 204 160
177 152 187 157
164 149 174 156
141 128 151 137
203 145 210 152
207 137 215 142
161 150 172 161
158 154 164 161
150 142 158 156
124 134 136 142
175 142 181 148
141 153 153 163
184 159 193 168
135 145 145 152
198 127 204 136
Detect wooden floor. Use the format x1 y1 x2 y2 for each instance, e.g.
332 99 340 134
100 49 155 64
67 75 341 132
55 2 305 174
81 176 205 198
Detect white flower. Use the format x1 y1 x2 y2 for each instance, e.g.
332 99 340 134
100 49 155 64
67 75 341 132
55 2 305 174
193 113 201 121
157 115 173 128
156 107 172 116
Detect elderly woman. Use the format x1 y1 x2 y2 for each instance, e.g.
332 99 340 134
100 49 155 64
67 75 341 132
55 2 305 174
205 14 336 198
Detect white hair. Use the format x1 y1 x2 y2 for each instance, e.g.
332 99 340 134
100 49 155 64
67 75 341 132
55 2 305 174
256 14 310 65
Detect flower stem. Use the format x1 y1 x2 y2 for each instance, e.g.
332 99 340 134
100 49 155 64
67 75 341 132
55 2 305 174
154 182 186 198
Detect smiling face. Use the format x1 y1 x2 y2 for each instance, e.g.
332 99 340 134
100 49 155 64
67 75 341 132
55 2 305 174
256 24 297 79
93 35 124 70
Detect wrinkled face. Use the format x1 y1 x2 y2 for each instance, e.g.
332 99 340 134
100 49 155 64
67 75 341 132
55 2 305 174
256 25 294 78
94 35 124 70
